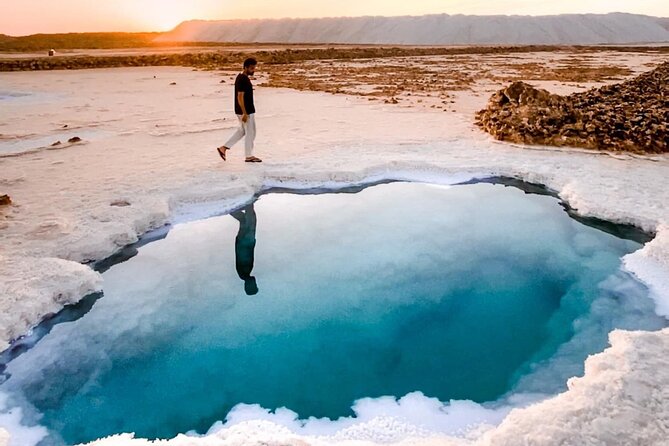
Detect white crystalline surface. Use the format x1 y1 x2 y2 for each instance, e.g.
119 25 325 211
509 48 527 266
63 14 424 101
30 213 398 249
158 13 669 45
0 256 102 350
0 65 668 446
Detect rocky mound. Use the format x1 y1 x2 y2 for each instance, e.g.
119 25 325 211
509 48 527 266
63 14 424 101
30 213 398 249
476 62 668 154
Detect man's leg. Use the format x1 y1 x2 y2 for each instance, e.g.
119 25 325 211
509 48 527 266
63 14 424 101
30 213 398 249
223 115 246 149
244 114 257 159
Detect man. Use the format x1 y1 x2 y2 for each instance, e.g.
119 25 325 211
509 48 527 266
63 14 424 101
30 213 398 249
217 58 262 163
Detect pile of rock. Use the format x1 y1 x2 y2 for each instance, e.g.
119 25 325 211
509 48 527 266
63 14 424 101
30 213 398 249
475 62 668 154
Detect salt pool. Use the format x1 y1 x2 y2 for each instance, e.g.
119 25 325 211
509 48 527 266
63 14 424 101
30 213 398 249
0 181 665 445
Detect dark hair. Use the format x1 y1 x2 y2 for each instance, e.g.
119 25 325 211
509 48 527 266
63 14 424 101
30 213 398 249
243 58 258 68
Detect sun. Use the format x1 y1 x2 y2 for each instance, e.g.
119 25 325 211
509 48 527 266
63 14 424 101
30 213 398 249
146 6 189 31
133 2 198 31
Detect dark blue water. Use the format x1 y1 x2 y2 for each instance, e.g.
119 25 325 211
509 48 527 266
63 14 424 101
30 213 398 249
0 182 665 445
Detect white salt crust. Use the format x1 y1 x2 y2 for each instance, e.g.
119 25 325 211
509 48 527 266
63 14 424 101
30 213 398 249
0 65 668 446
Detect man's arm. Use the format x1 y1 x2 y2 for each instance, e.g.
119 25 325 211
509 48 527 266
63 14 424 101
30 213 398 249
237 92 248 122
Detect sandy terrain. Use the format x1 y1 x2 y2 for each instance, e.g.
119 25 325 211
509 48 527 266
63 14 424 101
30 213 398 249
258 50 662 113
1 50 668 445
0 44 422 59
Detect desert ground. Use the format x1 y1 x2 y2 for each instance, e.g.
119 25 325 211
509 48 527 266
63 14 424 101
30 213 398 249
1 48 668 445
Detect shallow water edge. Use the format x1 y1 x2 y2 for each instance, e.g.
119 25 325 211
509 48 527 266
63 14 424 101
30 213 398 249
0 175 656 376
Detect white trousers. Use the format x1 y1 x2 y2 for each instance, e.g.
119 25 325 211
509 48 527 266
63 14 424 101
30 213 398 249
224 114 256 157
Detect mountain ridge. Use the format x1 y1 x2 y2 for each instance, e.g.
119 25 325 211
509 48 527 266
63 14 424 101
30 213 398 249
158 12 669 45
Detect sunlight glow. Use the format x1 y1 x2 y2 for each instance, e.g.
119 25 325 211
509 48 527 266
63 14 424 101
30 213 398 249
129 1 204 31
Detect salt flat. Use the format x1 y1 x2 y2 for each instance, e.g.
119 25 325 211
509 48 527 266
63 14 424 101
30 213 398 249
0 51 668 445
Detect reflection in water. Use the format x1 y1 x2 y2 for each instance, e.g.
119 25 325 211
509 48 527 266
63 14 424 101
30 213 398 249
231 204 258 295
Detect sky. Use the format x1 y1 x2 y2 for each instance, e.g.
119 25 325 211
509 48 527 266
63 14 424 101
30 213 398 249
1 0 668 36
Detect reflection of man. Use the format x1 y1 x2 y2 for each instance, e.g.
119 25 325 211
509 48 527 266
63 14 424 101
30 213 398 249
231 204 258 295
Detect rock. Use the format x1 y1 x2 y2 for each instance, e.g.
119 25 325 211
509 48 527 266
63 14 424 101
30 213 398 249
169 82 177 85
50 141 62 146
501 81 557 106
110 200 131 207
0 195 11 206
67 137 82 143
476 62 668 154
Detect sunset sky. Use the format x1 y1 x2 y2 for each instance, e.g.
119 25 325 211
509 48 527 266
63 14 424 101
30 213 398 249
1 0 668 36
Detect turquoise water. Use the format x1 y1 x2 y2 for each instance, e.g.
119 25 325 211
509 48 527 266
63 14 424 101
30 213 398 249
1 182 665 445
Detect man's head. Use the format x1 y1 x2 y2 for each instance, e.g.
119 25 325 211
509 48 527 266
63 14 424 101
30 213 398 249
244 276 259 295
243 58 257 76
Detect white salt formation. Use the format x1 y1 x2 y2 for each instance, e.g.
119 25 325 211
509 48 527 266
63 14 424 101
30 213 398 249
158 13 669 45
1 57 669 445
0 255 102 351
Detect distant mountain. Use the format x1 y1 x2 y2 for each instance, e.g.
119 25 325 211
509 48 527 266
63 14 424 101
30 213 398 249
158 13 669 45
657 17 669 32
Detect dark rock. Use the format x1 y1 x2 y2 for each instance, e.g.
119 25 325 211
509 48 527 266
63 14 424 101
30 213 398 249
0 195 11 206
110 200 131 207
51 141 62 146
67 137 82 143
501 82 557 106
476 62 668 154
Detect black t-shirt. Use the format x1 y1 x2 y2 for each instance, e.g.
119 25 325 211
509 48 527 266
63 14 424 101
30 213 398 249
234 73 255 115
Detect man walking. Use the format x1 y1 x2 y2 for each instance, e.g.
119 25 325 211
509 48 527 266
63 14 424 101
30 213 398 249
217 58 262 163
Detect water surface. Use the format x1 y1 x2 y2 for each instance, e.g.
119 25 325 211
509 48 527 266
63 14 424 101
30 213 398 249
1 182 665 445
